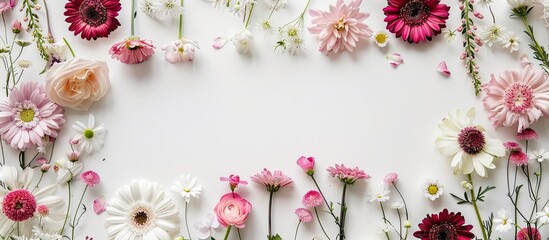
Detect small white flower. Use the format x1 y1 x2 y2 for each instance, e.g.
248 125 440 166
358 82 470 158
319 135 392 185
536 206 549 225
461 180 473 190
443 29 456 42
368 181 390 203
508 0 532 8
232 29 254 54
391 201 404 210
479 24 506 47
17 59 32 69
422 179 444 201
529 149 549 162
194 213 219 239
378 222 391 233
140 0 157 17
501 32 520 52
229 0 246 17
494 209 513 232
172 175 203 203
156 0 184 19
373 30 390 47
256 18 273 33
72 114 106 153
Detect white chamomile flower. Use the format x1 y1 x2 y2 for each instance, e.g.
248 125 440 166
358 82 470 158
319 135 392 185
257 18 273 33
422 179 444 201
373 30 390 47
501 32 519 52
368 181 390 203
494 209 513 232
443 29 456 42
171 174 203 203
72 114 106 153
529 149 549 162
536 206 549 225
479 24 506 47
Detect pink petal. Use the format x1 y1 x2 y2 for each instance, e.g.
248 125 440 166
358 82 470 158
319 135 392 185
212 37 228 49
520 54 533 68
386 53 404 68
437 61 451 77
93 196 107 215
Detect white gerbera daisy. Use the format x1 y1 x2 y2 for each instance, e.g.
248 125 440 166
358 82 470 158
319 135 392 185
494 209 513 232
105 180 180 239
0 166 65 238
435 108 506 177
368 181 390 203
422 179 444 201
72 114 106 153
171 175 203 203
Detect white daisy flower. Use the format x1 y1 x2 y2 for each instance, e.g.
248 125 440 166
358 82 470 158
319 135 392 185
494 209 513 232
536 206 549 225
529 149 549 162
156 0 184 19
194 213 219 239
479 24 506 47
72 114 106 153
422 179 444 201
368 181 390 203
373 30 390 47
140 0 158 18
435 108 506 177
501 32 520 52
105 180 180 239
171 175 203 203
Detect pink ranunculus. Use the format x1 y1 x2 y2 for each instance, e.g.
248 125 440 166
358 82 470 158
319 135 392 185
220 174 248 191
296 156 315 175
214 193 252 228
45 57 110 111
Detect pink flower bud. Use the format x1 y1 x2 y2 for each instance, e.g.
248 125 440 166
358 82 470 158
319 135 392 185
69 137 79 145
460 52 466 60
220 174 248 191
456 26 463 32
384 173 399 184
473 26 478 30
11 19 21 34
67 151 80 162
41 163 51 173
23 16 28 22
296 156 315 175
34 4 41 10
36 157 47 165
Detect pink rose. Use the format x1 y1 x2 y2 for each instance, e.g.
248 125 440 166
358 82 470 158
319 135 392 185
214 193 252 228
45 57 110 111
296 156 315 175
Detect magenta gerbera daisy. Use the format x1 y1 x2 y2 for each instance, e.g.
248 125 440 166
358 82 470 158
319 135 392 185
413 209 475 240
64 0 121 40
383 0 450 43
0 82 65 150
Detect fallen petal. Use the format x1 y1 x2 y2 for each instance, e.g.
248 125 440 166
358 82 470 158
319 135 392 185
520 54 533 68
386 53 403 68
437 61 451 77
212 37 228 49
93 196 107 215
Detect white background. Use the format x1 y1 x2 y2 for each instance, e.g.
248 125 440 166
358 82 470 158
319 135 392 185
3 0 549 239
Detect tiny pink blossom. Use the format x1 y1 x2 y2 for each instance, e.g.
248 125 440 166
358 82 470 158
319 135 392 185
220 174 248 191
93 196 106 215
327 164 370 184
504 142 522 151
386 53 404 68
36 204 49 217
40 163 51 173
516 128 539 141
11 19 21 34
80 170 100 187
296 156 315 175
69 137 79 145
384 173 398 184
302 190 323 207
109 36 155 64
437 61 451 77
67 150 80 162
510 151 529 166
251 168 293 192
295 208 313 223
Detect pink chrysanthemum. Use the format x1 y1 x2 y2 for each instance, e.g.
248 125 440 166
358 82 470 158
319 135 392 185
516 128 539 140
383 0 450 43
504 141 522 151
510 151 529 166
2 189 37 222
482 65 549 132
64 0 121 40
80 170 100 187
517 227 541 240
307 0 373 54
327 164 370 184
109 36 155 64
0 81 65 150
295 208 313 223
250 168 293 192
384 173 399 184
302 190 322 207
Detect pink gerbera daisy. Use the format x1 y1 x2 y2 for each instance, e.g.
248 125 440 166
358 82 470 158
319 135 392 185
383 0 450 43
250 168 293 192
307 0 373 54
482 65 549 132
64 0 121 40
0 82 65 150
109 36 155 64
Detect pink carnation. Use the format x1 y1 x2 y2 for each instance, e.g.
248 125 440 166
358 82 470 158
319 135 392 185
327 164 370 184
307 0 373 54
482 65 549 131
384 173 398 184
214 192 252 228
295 208 313 223
109 36 155 64
251 168 293 192
80 170 100 187
302 190 323 207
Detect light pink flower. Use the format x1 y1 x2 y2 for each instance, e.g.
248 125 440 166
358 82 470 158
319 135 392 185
510 151 529 166
11 19 21 34
384 173 398 184
482 65 549 131
161 38 199 63
302 190 322 207
220 174 248 191
516 128 539 140
109 36 155 64
308 0 373 54
437 61 451 77
214 192 252 228
295 208 313 223
80 170 100 187
93 196 106 214
0 81 65 150
386 53 404 68
296 156 315 175
0 0 16 14
251 168 293 192
327 164 370 184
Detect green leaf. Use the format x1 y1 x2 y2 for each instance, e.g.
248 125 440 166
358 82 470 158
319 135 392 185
268 234 283 240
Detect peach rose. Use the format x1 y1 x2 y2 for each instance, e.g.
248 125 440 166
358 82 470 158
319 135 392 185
45 57 110 111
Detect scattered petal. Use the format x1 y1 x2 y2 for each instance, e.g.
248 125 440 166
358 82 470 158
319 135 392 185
437 61 451 77
213 37 228 49
94 196 106 215
386 53 404 68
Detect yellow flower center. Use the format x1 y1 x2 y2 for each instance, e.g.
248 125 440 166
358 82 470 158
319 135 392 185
84 129 94 139
502 218 508 225
287 28 298 37
183 188 190 193
375 34 388 44
334 18 346 31
20 109 35 122
428 185 439 195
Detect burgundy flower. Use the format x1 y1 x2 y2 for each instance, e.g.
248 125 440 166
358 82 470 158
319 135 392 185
383 0 450 43
65 0 121 40
413 209 475 240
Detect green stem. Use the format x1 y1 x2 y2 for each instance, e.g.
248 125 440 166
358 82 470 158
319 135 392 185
392 184 409 219
237 228 242 240
63 38 76 57
266 0 280 20
185 202 192 240
60 181 72 235
519 15 549 74
311 176 340 226
268 190 274 239
468 174 488 240
314 207 332 240
223 225 232 240
338 183 348 240
380 202 390 240
71 185 88 240
293 220 301 240
42 0 53 40
131 0 136 36
178 0 183 39
18 151 25 169
244 3 255 29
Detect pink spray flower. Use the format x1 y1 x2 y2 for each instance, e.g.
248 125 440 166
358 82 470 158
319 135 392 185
327 164 370 184
11 19 21 34
302 190 323 207
220 174 248 191
295 208 313 223
80 170 100 187
251 168 293 192
296 156 315 175
109 36 155 64
516 128 539 141
214 192 252 228
384 173 398 184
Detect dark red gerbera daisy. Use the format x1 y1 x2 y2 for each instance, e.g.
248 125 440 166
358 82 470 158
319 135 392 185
413 209 475 240
383 0 450 43
64 0 121 40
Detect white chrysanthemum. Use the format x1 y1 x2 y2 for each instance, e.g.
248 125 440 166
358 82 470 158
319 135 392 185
72 114 106 153
435 108 506 177
422 179 444 201
479 24 506 47
536 207 549 224
529 149 549 162
501 32 519 52
105 180 180 239
171 175 203 203
0 166 65 238
368 181 390 203
494 209 513 232
140 0 157 17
